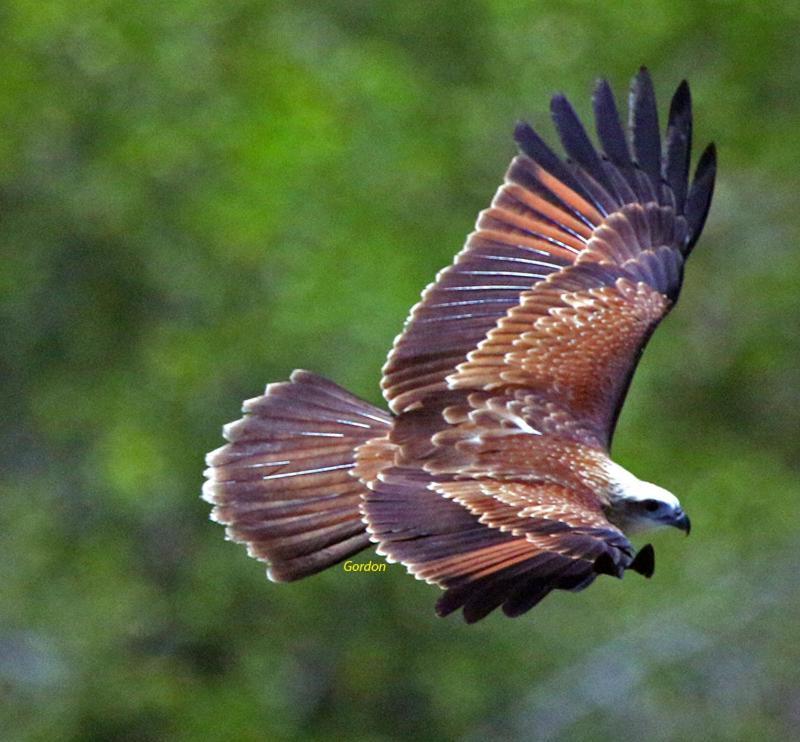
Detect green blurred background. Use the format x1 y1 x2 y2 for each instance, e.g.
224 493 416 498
3 1 800 740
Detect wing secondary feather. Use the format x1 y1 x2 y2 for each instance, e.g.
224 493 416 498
363 471 636 621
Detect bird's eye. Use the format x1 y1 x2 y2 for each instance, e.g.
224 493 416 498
643 499 660 512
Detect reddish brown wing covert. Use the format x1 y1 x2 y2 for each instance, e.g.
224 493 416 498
448 256 676 448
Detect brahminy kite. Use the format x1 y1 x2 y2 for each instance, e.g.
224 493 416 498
203 68 716 622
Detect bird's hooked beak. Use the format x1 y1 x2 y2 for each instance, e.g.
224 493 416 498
673 509 691 535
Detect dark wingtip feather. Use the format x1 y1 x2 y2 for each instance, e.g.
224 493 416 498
550 93 614 197
594 551 623 578
514 121 566 178
630 67 662 183
593 78 631 168
513 121 576 182
513 120 536 149
684 142 717 253
672 79 691 112
501 585 552 617
629 543 655 578
513 120 602 212
664 80 693 209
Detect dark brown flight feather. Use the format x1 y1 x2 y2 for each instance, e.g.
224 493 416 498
204 69 716 621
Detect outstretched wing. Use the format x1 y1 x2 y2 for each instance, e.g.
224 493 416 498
363 468 653 622
382 69 716 448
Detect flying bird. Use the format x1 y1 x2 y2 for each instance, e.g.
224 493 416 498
203 69 716 622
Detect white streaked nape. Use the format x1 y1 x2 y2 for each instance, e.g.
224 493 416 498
603 460 680 508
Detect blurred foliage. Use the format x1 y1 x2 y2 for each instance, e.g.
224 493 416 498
2 1 800 740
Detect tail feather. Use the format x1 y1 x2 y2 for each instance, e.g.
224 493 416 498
203 370 392 582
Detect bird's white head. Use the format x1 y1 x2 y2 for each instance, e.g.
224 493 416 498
603 461 691 535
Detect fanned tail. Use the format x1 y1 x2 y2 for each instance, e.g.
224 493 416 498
203 370 392 581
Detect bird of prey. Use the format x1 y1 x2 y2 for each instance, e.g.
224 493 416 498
203 68 716 622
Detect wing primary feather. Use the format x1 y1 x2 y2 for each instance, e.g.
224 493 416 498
495 185 591 243
684 142 717 254
501 578 555 618
664 80 693 210
550 93 616 205
570 168 618 216
593 79 632 168
593 551 623 577
602 160 638 204
629 543 655 578
514 121 607 219
629 67 662 186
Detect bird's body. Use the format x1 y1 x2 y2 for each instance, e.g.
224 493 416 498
203 69 715 621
